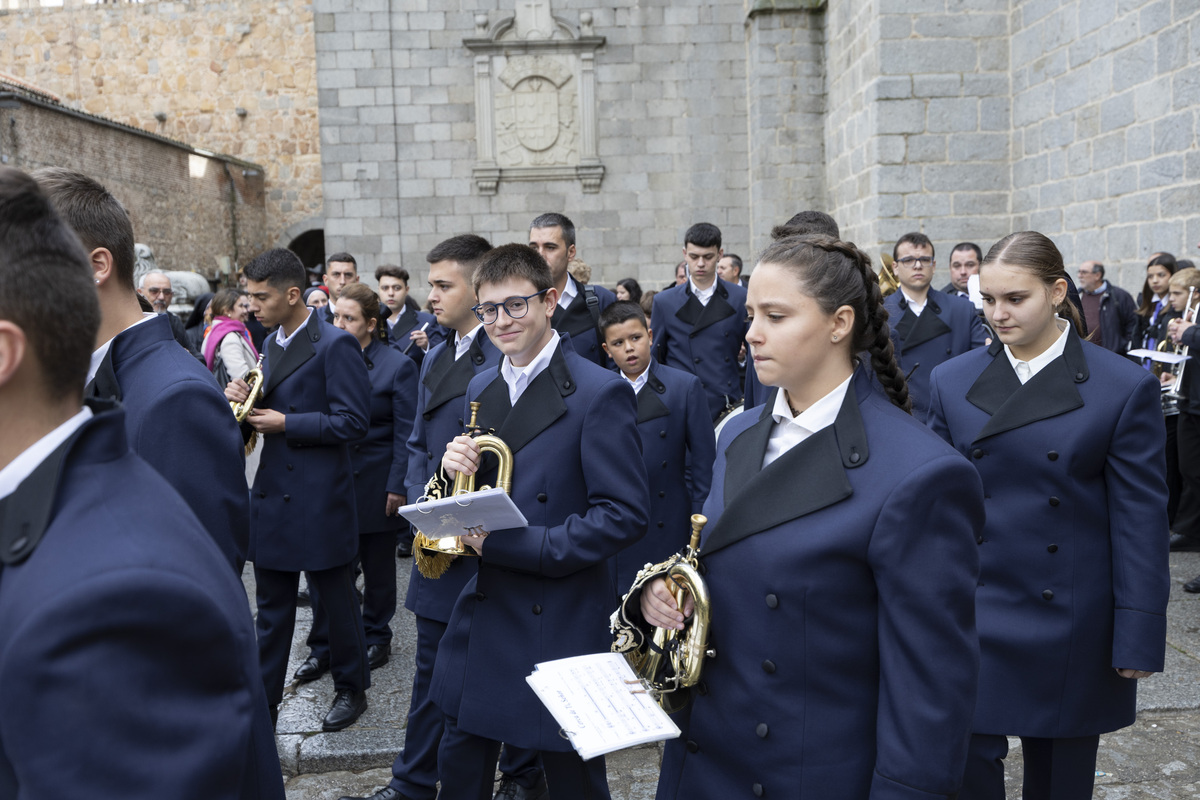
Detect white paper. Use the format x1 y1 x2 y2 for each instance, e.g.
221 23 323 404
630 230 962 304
526 652 681 760
397 486 528 545
1127 348 1191 364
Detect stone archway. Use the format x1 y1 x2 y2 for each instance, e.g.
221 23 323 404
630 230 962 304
287 229 325 275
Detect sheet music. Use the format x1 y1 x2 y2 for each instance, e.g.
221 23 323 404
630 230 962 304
1127 348 1190 364
526 652 681 760
396 486 528 542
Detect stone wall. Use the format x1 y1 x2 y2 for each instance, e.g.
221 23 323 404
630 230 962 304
1008 0 1200 289
0 92 266 277
0 0 320 255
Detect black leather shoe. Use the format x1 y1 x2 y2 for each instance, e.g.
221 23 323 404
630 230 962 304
494 773 548 800
293 655 329 683
268 704 278 731
367 644 389 670
396 538 413 558
1185 574 1200 593
323 689 367 732
337 787 415 800
1171 534 1200 552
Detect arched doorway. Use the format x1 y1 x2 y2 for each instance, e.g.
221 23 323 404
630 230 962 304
288 229 326 275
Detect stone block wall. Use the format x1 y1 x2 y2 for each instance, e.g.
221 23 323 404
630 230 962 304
1009 0 1200 290
0 0 320 254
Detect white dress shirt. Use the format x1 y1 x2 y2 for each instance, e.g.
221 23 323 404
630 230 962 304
0 407 93 501
87 312 156 385
623 365 651 395
690 278 717 307
454 324 483 361
900 289 927 316
763 375 852 468
274 309 313 351
1004 318 1070 385
557 276 579 311
500 333 559 405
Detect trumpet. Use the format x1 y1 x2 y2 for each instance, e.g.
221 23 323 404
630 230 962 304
611 514 714 714
1164 286 1196 405
878 252 900 298
413 401 513 579
230 354 266 454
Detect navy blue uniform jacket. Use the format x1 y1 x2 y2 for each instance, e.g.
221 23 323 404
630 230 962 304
403 332 500 622
613 361 715 595
249 311 370 571
651 278 748 420
927 331 1169 737
428 336 649 751
388 305 445 370
884 288 986 422
552 279 616 366
87 312 249 571
652 369 983 800
0 404 284 800
352 338 418 534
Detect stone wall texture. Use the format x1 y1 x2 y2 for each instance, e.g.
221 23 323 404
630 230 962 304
314 0 1200 295
0 0 321 256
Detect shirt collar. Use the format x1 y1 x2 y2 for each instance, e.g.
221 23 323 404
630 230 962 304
87 312 157 385
1086 281 1110 296
1004 317 1070 383
0 407 93 501
623 364 651 395
771 374 852 432
275 309 313 350
500 333 559 404
900 289 927 315
454 324 482 360
689 278 717 304
557 276 579 310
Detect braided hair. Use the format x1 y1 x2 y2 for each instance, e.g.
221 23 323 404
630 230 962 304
756 234 912 413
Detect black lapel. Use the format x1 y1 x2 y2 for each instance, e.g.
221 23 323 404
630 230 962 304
969 331 1088 442
263 312 319 396
900 298 952 350
691 284 736 333
472 372 513 432
674 285 703 328
391 306 418 339
551 291 594 337
85 346 121 401
892 302 917 342
636 367 669 423
703 380 868 555
965 340 1021 416
494 344 574 454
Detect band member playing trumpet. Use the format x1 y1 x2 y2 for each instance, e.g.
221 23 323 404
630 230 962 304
636 235 985 799
1166 268 1200 590
429 244 648 800
928 232 1169 799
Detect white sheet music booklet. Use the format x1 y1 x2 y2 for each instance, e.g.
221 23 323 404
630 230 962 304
396 486 527 544
526 652 681 761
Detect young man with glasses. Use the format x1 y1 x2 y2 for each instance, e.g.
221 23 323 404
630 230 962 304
426 243 648 800
884 232 987 422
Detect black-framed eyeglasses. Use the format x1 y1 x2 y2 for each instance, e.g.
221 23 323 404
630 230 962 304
896 256 934 268
472 289 549 324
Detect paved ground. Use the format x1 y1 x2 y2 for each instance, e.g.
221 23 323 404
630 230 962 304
246 550 1200 799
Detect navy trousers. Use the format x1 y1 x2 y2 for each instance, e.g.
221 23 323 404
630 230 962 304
962 732 1100 800
436 716 608 800
255 563 369 706
308 531 398 658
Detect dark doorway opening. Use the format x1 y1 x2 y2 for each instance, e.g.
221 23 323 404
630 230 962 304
288 229 326 275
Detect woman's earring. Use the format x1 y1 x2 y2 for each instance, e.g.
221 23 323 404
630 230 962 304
832 335 839 342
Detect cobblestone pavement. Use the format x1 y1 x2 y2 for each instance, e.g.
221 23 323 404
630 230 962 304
242 550 1200 799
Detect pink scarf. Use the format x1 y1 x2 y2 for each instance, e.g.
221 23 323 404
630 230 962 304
203 316 258 370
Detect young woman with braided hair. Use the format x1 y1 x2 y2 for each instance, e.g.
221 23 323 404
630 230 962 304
630 234 985 799
926 231 1169 800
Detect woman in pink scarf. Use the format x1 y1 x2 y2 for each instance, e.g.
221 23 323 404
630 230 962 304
202 288 259 380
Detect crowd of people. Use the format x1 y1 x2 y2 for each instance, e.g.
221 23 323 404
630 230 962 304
0 163 1180 800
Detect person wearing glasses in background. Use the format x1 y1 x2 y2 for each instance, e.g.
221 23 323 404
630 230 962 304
427 243 648 800
883 232 987 422
138 269 203 359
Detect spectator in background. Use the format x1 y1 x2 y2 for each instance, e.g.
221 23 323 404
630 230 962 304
942 242 982 299
640 288 656 316
1078 261 1138 355
304 286 329 311
616 277 643 305
718 253 748 287
202 288 259 383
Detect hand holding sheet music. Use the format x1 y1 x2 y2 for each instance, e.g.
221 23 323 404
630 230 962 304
526 653 681 761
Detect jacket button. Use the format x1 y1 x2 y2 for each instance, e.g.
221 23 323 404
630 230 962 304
564 380 572 389
697 682 709 696
537 493 548 503
355 444 362 452
724 356 730 363
1047 544 1058 553
1049 496 1060 507
283 494 291 502
693 357 701 364
753 784 764 797
657 522 665 528
289 405 296 412
762 660 776 674
286 464 294 471
423 412 432 421
971 448 984 459
532 604 542 615
659 430 667 438
1076 372 1085 381
946 347 952 355
686 740 699 753
258 491 266 498
427 451 433 460
976 535 984 544
476 591 486 601
765 594 778 609
661 461 668 469
353 470 360 477
1047 451 1059 461
1042 589 1054 601
658 490 666 498
10 536 28 554
849 451 860 464
756 723 768 738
